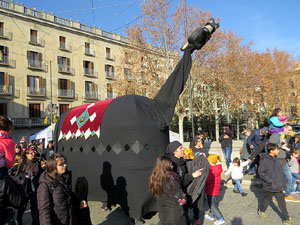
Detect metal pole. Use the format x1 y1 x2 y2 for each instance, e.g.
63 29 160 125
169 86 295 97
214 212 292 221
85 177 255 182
50 61 53 129
184 0 195 138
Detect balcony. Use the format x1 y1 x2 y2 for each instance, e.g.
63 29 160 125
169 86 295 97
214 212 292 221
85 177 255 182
0 85 12 95
84 48 95 57
0 30 13 40
84 91 99 100
107 93 114 99
58 64 74 75
0 55 16 68
59 42 72 52
27 87 46 96
29 36 45 46
11 118 50 128
27 59 47 71
106 54 116 61
57 89 74 98
105 71 115 79
125 74 134 81
84 68 98 78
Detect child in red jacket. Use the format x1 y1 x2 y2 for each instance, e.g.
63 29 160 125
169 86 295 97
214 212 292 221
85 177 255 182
205 154 225 225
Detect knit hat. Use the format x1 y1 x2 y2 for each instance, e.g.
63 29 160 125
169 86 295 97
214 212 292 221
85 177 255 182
268 133 281 146
184 148 194 159
207 154 221 164
166 141 182 154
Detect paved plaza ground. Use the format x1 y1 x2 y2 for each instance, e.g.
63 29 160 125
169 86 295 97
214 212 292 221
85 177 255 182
23 181 300 225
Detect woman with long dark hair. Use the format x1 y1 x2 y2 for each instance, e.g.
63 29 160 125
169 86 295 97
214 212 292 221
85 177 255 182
37 153 72 225
150 156 187 225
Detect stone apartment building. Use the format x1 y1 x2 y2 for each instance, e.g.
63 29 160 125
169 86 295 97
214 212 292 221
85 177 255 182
0 0 131 140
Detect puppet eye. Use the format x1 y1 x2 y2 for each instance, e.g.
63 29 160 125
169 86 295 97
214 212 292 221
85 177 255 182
91 147 96 152
80 147 83 152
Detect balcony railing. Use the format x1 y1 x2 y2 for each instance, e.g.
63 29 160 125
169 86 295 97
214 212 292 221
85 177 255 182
84 68 98 77
106 54 116 61
59 42 72 52
0 85 12 95
125 74 134 81
0 55 16 67
0 29 13 40
57 89 74 98
11 118 50 128
27 87 46 96
84 48 95 56
84 91 98 100
58 65 74 74
24 7 43 18
105 71 115 79
107 93 114 99
27 59 47 71
29 36 45 46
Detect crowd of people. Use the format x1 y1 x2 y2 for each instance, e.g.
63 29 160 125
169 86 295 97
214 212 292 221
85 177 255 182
0 115 92 225
150 107 300 225
1 106 300 225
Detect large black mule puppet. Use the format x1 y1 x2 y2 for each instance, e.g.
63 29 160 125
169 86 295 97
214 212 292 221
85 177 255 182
54 18 219 224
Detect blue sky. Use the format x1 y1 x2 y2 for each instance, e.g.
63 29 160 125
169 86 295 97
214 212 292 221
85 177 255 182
16 0 300 59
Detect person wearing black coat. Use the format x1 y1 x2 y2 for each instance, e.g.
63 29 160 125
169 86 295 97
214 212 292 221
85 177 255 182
150 156 187 225
37 153 72 225
219 127 233 169
258 143 294 224
165 141 203 224
0 167 26 225
15 147 43 225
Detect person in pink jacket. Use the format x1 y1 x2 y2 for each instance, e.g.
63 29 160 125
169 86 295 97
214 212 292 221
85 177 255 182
205 154 225 225
0 115 15 169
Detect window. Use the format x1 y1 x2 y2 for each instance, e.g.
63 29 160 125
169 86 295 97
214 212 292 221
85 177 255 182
85 81 92 92
0 103 7 116
85 42 90 53
0 72 7 85
58 79 72 97
0 45 8 64
0 22 3 36
106 47 111 59
107 83 113 99
58 79 70 90
29 103 41 118
59 104 69 116
105 64 114 78
27 75 44 95
59 36 66 49
58 56 71 72
83 61 94 75
30 29 38 44
27 51 43 68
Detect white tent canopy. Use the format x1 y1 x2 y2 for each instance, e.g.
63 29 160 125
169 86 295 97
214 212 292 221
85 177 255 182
169 130 180 142
29 124 56 147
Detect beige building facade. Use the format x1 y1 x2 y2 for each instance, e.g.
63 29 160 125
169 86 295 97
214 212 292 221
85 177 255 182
0 0 128 134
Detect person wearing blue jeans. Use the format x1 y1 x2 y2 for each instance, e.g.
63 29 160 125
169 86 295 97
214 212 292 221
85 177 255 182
219 127 232 169
288 149 300 194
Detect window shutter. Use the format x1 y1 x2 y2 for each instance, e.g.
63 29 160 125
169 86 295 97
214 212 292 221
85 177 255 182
39 76 42 88
58 79 61 89
39 53 42 61
92 82 95 92
91 62 94 70
27 51 30 59
67 58 70 66
57 56 60 64
67 79 71 90
27 75 30 87
4 72 8 85
3 46 8 56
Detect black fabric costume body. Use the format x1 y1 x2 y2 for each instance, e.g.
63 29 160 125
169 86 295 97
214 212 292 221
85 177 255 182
54 19 219 221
